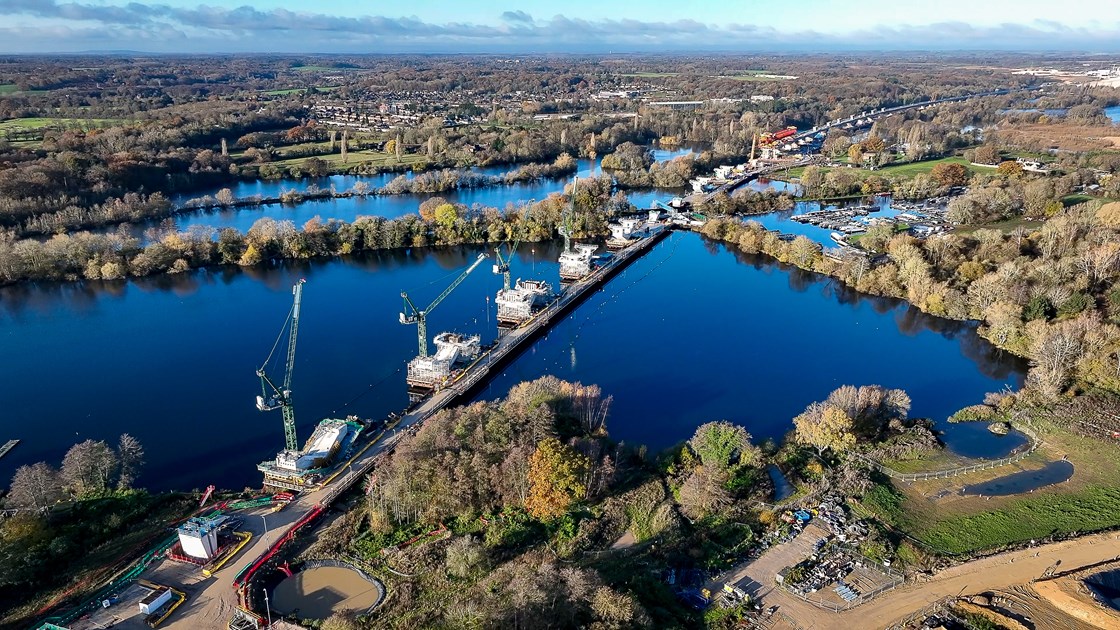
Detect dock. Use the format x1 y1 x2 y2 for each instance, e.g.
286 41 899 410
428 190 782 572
0 439 19 460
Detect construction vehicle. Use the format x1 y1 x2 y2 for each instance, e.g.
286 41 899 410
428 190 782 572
255 279 306 452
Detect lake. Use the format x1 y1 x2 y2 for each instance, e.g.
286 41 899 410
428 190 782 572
0 231 1025 492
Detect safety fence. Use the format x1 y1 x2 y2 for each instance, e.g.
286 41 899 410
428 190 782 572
861 423 1041 482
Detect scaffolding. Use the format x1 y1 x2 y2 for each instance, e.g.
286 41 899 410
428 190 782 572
559 244 596 281
257 418 364 488
496 279 555 325
405 332 481 390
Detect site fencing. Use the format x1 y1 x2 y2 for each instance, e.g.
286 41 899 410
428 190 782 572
783 553 905 612
861 424 1041 482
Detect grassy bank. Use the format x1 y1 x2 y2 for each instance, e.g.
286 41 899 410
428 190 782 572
860 426 1120 555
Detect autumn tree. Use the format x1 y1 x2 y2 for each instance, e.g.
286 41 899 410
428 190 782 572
526 437 590 521
930 162 969 188
7 463 63 510
793 402 856 456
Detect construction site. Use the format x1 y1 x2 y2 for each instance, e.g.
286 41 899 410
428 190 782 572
32 186 675 630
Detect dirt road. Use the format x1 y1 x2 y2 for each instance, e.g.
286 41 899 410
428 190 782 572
745 531 1120 629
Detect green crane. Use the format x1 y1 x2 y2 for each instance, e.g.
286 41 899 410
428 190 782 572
493 208 532 291
400 253 487 357
256 279 305 452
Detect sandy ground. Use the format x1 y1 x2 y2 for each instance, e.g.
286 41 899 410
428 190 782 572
720 530 1120 629
1033 570 1120 629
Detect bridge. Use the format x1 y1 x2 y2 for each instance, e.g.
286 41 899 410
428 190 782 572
699 88 1018 203
788 88 1013 144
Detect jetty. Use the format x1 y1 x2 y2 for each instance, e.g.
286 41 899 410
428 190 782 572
0 439 19 460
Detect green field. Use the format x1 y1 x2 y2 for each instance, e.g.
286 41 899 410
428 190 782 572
262 85 341 96
860 427 1120 555
272 150 428 170
0 83 48 96
877 156 994 177
0 117 124 134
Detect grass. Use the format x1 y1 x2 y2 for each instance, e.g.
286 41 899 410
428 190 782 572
0 84 48 95
774 156 990 184
0 117 124 133
876 156 993 177
262 86 341 96
272 150 428 169
861 426 1120 556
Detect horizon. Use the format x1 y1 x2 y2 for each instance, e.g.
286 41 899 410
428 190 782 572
1 0 1119 54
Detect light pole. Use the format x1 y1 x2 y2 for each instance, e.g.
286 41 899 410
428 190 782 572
261 514 269 547
263 588 273 628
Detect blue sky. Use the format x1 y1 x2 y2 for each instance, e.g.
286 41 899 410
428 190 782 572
0 0 1118 53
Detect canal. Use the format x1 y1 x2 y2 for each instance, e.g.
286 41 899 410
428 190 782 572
0 230 1025 491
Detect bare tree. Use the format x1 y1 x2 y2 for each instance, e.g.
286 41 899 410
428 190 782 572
61 439 118 497
7 462 63 510
117 433 144 490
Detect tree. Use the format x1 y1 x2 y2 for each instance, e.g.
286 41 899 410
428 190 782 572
384 138 397 156
117 433 144 490
848 144 864 164
997 161 1024 178
793 403 856 456
526 437 590 521
689 421 760 471
678 465 731 520
434 203 458 229
972 144 1001 165
60 439 118 497
930 162 969 188
215 188 234 206
863 135 887 154
7 463 63 510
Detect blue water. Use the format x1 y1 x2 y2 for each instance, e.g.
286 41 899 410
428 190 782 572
1107 105 1120 124
961 460 1074 496
148 151 697 237
0 232 1025 492
479 232 1024 457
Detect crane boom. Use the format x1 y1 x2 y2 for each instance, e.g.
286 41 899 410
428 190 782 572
256 279 305 452
494 207 532 291
400 253 487 357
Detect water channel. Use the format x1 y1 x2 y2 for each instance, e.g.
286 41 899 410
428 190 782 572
0 227 1026 491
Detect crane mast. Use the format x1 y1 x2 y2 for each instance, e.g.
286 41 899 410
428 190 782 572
256 279 305 452
400 253 487 357
493 208 531 291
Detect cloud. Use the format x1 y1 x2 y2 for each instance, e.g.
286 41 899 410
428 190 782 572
0 1 1117 52
501 10 533 24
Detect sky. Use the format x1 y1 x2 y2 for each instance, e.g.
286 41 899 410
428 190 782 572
0 0 1119 54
